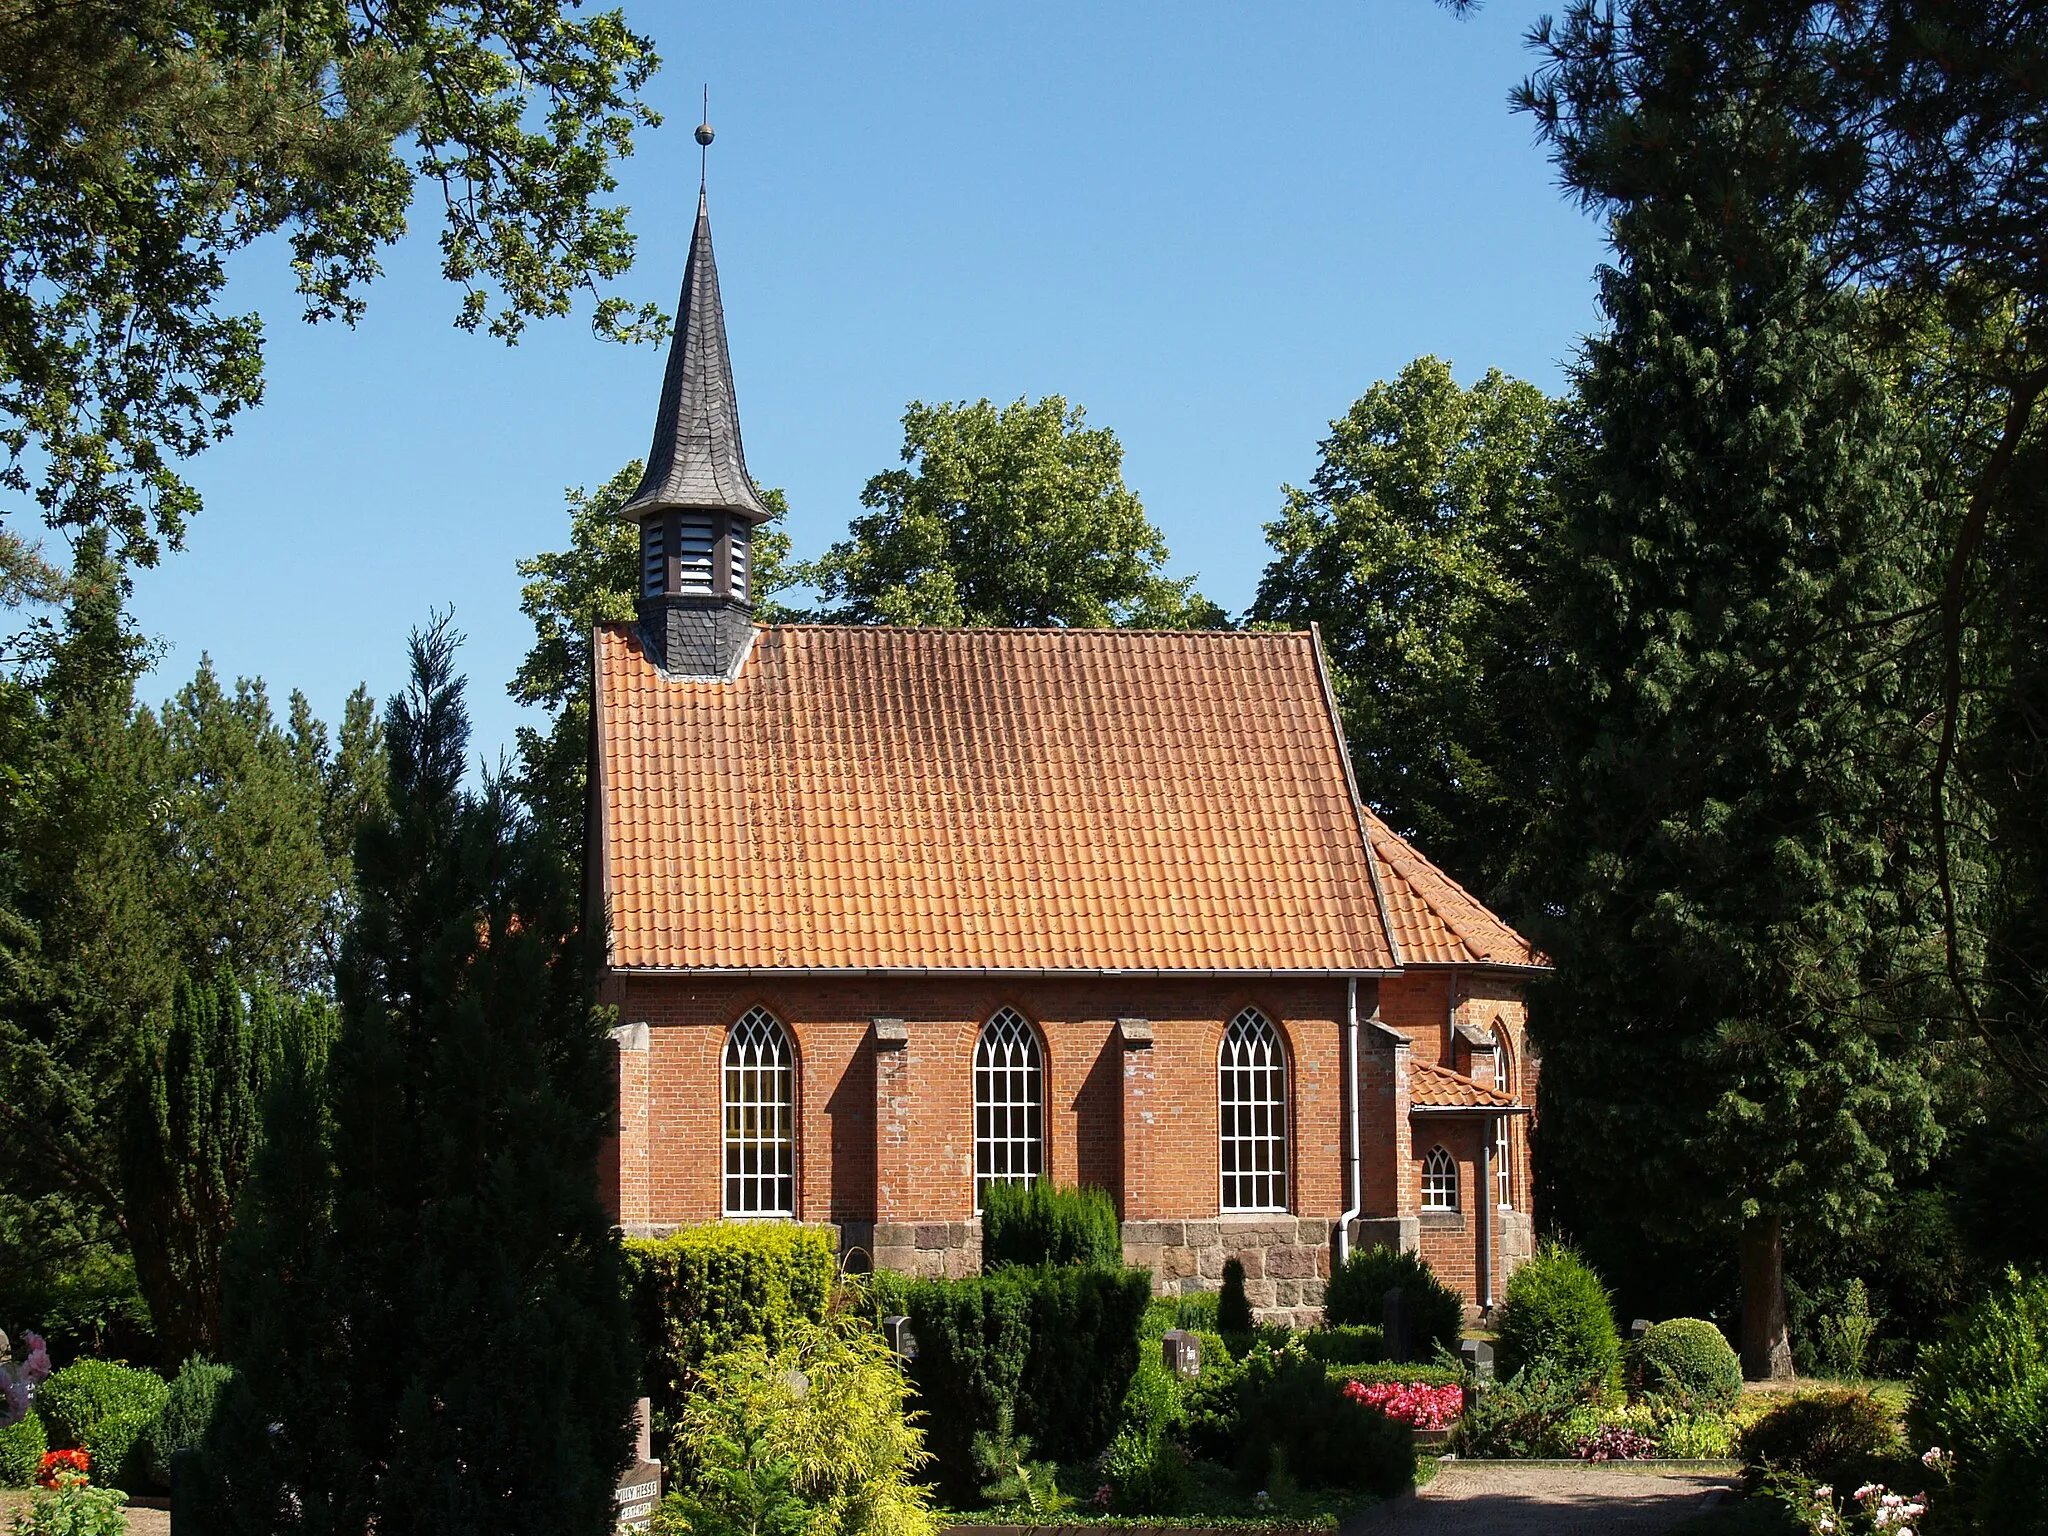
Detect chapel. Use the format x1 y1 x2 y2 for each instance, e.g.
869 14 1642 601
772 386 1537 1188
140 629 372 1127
589 189 1545 1321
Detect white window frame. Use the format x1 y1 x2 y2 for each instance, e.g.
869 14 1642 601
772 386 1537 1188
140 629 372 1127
975 1008 1043 1208
1496 1119 1512 1210
723 1007 795 1217
1218 1007 1289 1213
1422 1145 1459 1210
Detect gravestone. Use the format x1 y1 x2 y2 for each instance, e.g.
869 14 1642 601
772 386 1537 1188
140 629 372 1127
1630 1318 1651 1342
1383 1286 1409 1363
1458 1338 1494 1381
883 1314 919 1361
614 1397 663 1533
1161 1329 1202 1378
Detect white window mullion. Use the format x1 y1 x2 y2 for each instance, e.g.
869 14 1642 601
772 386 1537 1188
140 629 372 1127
1219 1008 1288 1212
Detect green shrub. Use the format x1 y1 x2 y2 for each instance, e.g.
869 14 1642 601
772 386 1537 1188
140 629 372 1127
1493 1242 1620 1388
1329 1363 1465 1388
143 1357 232 1489
1100 1419 1190 1515
1301 1324 1386 1366
1179 1350 1246 1464
1811 1279 1879 1380
1172 1291 1220 1333
1231 1351 1414 1497
36 1360 168 1451
1908 1266 2048 1535
0 1408 47 1487
1450 1359 1602 1459
1634 1318 1741 1410
9 1479 129 1536
79 1406 155 1491
1324 1246 1463 1359
1739 1389 1901 1480
624 1222 836 1467
1217 1257 1253 1334
872 1264 1151 1501
979 1180 1121 1271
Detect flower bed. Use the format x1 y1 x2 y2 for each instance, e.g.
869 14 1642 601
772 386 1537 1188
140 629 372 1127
1341 1380 1464 1432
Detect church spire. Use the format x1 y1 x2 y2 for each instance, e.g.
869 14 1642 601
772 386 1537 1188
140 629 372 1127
621 188 774 527
624 126 771 680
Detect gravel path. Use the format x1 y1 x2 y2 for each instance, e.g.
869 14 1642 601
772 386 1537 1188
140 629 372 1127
1361 1462 1738 1535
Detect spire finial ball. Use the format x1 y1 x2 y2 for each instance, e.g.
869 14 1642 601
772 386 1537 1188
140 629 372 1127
695 121 715 147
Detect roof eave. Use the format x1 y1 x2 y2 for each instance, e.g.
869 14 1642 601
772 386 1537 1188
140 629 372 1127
602 963 1404 980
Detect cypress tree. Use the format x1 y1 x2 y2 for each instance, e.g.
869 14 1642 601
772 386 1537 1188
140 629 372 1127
1528 74 1945 1377
299 618 633 1534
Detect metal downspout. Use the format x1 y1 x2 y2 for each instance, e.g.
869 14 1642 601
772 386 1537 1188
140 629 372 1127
1478 1119 1495 1312
1337 978 1362 1267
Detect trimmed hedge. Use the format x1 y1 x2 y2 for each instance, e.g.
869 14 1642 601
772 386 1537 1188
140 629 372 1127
981 1180 1122 1271
1908 1267 2048 1534
144 1357 233 1488
1231 1351 1414 1497
36 1359 168 1451
1632 1318 1740 1409
1301 1325 1386 1367
81 1406 156 1490
0 1409 45 1488
1324 1247 1462 1360
1328 1363 1464 1388
1492 1242 1620 1388
871 1264 1153 1501
624 1222 837 1464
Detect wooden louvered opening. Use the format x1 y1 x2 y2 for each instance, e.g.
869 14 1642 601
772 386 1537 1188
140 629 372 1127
730 523 751 601
676 513 716 594
641 521 665 598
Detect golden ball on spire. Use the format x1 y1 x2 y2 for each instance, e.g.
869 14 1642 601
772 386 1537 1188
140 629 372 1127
695 121 715 147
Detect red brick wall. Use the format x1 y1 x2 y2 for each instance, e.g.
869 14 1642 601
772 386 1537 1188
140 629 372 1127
599 973 1362 1229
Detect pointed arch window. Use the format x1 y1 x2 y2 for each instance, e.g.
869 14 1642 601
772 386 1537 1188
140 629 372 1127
724 1007 795 1216
1422 1145 1458 1210
1492 1025 1514 1210
975 1009 1043 1206
1219 1008 1288 1212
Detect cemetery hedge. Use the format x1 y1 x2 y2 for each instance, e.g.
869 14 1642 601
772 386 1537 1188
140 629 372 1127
980 1180 1122 1271
1322 1247 1461 1358
870 1264 1153 1496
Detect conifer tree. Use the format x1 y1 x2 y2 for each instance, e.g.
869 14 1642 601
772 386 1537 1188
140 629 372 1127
1528 78 1945 1377
315 617 633 1534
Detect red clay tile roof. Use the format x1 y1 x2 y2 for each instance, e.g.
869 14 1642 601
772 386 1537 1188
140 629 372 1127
1363 810 1544 969
1409 1060 1520 1110
594 624 1401 973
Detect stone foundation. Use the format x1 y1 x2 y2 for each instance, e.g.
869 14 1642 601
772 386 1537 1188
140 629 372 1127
857 1220 982 1279
1122 1217 1334 1329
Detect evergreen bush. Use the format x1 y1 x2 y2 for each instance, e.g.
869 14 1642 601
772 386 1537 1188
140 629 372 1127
870 1264 1151 1501
1231 1351 1414 1497
1632 1318 1740 1409
1302 1324 1387 1366
36 1360 167 1450
1217 1257 1253 1334
625 1222 835 1465
1328 1363 1464 1388
1450 1360 1600 1459
80 1405 155 1490
1739 1389 1902 1480
1908 1267 2048 1534
1492 1242 1620 1388
978 1180 1120 1271
0 1409 45 1487
143 1357 232 1488
1324 1246 1463 1359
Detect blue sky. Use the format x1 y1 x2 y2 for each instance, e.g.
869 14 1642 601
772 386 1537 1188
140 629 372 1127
121 1 1606 766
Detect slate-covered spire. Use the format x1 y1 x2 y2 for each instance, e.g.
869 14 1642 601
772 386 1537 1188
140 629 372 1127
622 190 774 526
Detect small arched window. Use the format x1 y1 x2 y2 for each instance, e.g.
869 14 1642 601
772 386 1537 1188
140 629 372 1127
1491 1024 1514 1096
1492 1025 1514 1209
1422 1145 1459 1210
975 1009 1043 1207
1219 1008 1288 1212
724 1007 795 1216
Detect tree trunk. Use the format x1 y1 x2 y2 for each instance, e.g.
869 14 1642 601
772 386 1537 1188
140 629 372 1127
1739 1214 1794 1380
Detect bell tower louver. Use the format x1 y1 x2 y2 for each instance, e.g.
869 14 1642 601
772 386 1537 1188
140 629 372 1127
622 188 774 678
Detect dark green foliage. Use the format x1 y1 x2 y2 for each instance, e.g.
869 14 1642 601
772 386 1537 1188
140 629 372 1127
1178 1351 1247 1464
623 1223 835 1466
36 1359 166 1450
872 1264 1151 1502
1324 1246 1463 1359
0 1409 45 1487
979 1180 1121 1272
1301 1325 1387 1367
211 620 637 1536
1251 355 1561 895
1493 1243 1620 1388
1738 1391 1902 1480
1327 1364 1464 1389
1099 1418 1190 1516
79 1406 154 1490
142 1356 231 1489
1216 1258 1252 1335
970 1406 1070 1517
120 978 332 1364
1908 1268 2048 1534
1519 34 1944 1373
1634 1320 1742 1410
807 396 1224 629
1450 1361 1600 1460
1230 1351 1414 1497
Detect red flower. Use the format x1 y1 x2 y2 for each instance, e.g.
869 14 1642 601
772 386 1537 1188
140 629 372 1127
36 1448 90 1488
1343 1379 1466 1430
